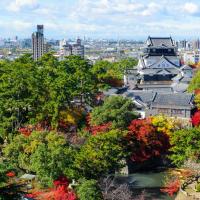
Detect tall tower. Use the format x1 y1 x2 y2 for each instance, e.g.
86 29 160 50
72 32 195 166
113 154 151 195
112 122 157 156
32 25 44 61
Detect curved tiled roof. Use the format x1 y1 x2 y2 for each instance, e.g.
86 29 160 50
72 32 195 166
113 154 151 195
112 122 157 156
124 90 156 104
148 55 180 69
180 65 193 71
152 93 194 107
147 37 175 47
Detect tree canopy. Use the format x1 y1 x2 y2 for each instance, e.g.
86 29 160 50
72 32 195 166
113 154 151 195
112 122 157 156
169 127 200 166
188 70 200 92
90 96 137 129
127 119 170 162
92 58 138 88
3 131 75 186
73 129 127 179
77 179 103 200
0 54 98 139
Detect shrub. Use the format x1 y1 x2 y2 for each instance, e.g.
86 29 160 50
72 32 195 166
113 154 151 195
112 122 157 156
196 183 200 192
77 179 103 200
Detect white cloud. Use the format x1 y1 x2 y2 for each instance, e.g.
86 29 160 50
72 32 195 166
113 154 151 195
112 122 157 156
0 19 32 31
12 20 32 30
141 3 162 16
183 2 199 14
7 0 39 12
2 0 200 39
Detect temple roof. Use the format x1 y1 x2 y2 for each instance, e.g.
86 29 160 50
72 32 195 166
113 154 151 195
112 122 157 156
180 65 193 71
123 90 156 107
148 55 179 68
147 37 175 47
152 93 194 107
171 82 189 93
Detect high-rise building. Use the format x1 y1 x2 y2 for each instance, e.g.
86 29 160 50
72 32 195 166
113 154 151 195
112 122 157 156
178 40 187 49
72 39 84 58
32 25 44 61
44 42 51 54
192 39 200 50
60 39 72 58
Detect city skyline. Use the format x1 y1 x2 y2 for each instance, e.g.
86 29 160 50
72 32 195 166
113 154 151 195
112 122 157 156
1 0 200 39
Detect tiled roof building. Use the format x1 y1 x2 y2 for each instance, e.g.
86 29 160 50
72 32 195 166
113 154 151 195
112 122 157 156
122 36 195 120
124 36 193 92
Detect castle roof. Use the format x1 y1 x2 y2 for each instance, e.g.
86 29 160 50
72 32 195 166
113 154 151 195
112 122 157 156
148 55 179 68
147 36 175 47
152 92 194 108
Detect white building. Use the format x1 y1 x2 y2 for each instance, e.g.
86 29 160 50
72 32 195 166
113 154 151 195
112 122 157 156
59 39 72 59
183 51 200 64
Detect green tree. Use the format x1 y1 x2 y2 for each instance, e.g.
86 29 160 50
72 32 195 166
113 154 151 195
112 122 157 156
118 57 138 69
60 55 98 106
188 70 200 92
0 54 37 139
90 96 137 129
169 127 200 166
92 60 112 89
0 54 99 138
77 179 103 200
34 53 74 126
92 58 138 88
74 129 127 179
3 131 75 186
0 163 9 187
113 57 138 79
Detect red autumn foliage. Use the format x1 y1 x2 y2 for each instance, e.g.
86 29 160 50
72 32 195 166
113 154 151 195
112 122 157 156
53 176 69 188
195 89 200 95
191 111 200 127
26 176 77 200
24 192 42 199
160 179 180 197
39 186 77 200
85 114 92 127
85 114 112 135
6 171 15 177
18 127 32 136
88 123 112 135
34 120 52 131
18 120 53 137
58 120 69 130
127 119 170 162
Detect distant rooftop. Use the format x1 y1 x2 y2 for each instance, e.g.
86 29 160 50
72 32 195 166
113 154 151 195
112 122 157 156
124 90 156 104
147 36 175 47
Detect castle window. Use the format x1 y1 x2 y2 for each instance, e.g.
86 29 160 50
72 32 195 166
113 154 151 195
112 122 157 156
158 108 170 114
172 109 183 114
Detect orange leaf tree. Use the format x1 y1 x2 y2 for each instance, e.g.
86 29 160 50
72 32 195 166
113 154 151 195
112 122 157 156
127 119 170 162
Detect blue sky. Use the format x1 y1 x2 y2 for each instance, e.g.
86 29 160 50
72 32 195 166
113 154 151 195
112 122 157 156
1 0 200 39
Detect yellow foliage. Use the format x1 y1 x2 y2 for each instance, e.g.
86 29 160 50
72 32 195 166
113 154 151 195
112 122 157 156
195 94 200 109
24 140 41 154
151 115 174 135
59 107 84 125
